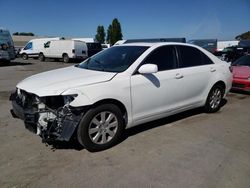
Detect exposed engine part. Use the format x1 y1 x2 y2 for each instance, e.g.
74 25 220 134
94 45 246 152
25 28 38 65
37 111 57 135
10 89 84 142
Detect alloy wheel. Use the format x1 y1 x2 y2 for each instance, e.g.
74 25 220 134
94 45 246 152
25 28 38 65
88 111 118 145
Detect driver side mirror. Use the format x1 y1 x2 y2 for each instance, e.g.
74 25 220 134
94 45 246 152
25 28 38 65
138 64 158 74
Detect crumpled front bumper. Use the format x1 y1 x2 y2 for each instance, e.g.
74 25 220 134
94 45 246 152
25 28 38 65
9 91 82 142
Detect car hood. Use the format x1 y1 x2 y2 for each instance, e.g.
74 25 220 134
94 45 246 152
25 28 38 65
232 66 250 79
17 66 117 96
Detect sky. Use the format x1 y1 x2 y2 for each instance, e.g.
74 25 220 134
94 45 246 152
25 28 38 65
1 0 250 41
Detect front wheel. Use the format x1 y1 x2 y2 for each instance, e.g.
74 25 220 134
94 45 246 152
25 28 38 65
22 53 28 60
77 104 125 152
204 85 224 113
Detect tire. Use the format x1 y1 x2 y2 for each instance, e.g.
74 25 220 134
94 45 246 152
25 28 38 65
204 84 224 113
39 53 45 62
22 53 28 60
77 104 125 152
63 54 69 63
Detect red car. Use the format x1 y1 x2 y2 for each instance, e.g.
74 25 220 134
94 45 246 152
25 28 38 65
231 55 250 92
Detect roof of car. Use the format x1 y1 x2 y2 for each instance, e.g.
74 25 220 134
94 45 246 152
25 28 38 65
119 42 197 48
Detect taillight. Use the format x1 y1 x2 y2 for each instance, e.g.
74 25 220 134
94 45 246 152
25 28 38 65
72 49 75 54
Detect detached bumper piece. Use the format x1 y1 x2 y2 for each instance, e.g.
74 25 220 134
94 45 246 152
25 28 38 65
9 90 83 142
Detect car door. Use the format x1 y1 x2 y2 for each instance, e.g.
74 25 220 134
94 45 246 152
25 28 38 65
175 45 215 106
131 45 185 124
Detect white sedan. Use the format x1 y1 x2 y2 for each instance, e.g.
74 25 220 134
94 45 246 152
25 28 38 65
10 42 232 151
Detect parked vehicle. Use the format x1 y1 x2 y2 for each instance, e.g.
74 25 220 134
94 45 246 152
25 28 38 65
114 40 126 45
72 38 102 57
0 28 15 63
86 42 102 57
20 37 60 60
10 42 232 151
0 43 10 63
38 40 88 63
221 46 244 62
188 39 217 53
231 55 250 92
101 44 110 49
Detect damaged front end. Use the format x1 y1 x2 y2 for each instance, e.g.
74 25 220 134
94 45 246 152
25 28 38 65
10 88 85 142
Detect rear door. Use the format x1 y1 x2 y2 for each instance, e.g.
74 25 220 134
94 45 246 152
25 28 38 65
175 45 215 105
74 41 87 58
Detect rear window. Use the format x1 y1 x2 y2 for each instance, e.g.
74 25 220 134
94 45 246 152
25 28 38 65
178 46 213 68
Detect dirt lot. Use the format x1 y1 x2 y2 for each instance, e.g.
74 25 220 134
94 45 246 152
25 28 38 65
0 58 250 188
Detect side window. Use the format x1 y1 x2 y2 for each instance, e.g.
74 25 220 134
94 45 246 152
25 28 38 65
24 42 32 50
44 41 50 48
178 46 207 68
143 46 177 71
201 52 214 65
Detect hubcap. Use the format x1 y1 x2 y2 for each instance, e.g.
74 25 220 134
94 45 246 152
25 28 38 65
209 88 222 109
88 111 118 145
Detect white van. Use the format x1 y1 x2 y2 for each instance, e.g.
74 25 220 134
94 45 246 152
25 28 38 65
20 37 60 60
0 28 15 63
39 40 88 63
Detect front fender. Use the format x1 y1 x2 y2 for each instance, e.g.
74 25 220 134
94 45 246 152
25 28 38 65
61 89 92 107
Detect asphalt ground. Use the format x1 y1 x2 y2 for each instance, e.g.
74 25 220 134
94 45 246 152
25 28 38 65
0 58 250 188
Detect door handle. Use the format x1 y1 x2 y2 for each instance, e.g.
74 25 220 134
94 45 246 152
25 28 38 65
210 67 216 72
175 73 184 79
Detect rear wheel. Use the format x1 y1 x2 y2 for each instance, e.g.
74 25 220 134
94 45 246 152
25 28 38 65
77 104 125 152
63 54 69 63
39 53 45 62
22 53 28 60
205 84 224 113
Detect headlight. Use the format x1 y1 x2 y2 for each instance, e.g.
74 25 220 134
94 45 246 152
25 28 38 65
248 77 250 81
63 94 78 104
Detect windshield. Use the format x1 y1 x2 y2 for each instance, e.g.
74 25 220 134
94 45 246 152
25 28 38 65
232 55 250 66
77 46 149 72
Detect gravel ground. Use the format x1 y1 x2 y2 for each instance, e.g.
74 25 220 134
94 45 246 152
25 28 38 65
0 58 250 188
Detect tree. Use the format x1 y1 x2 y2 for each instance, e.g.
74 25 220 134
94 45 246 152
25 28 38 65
106 24 112 45
106 18 123 45
12 32 35 36
235 31 250 40
95 25 106 44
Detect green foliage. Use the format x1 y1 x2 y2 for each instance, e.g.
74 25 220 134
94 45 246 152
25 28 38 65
235 31 250 40
106 18 123 45
12 32 34 36
95 25 106 44
106 25 112 45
